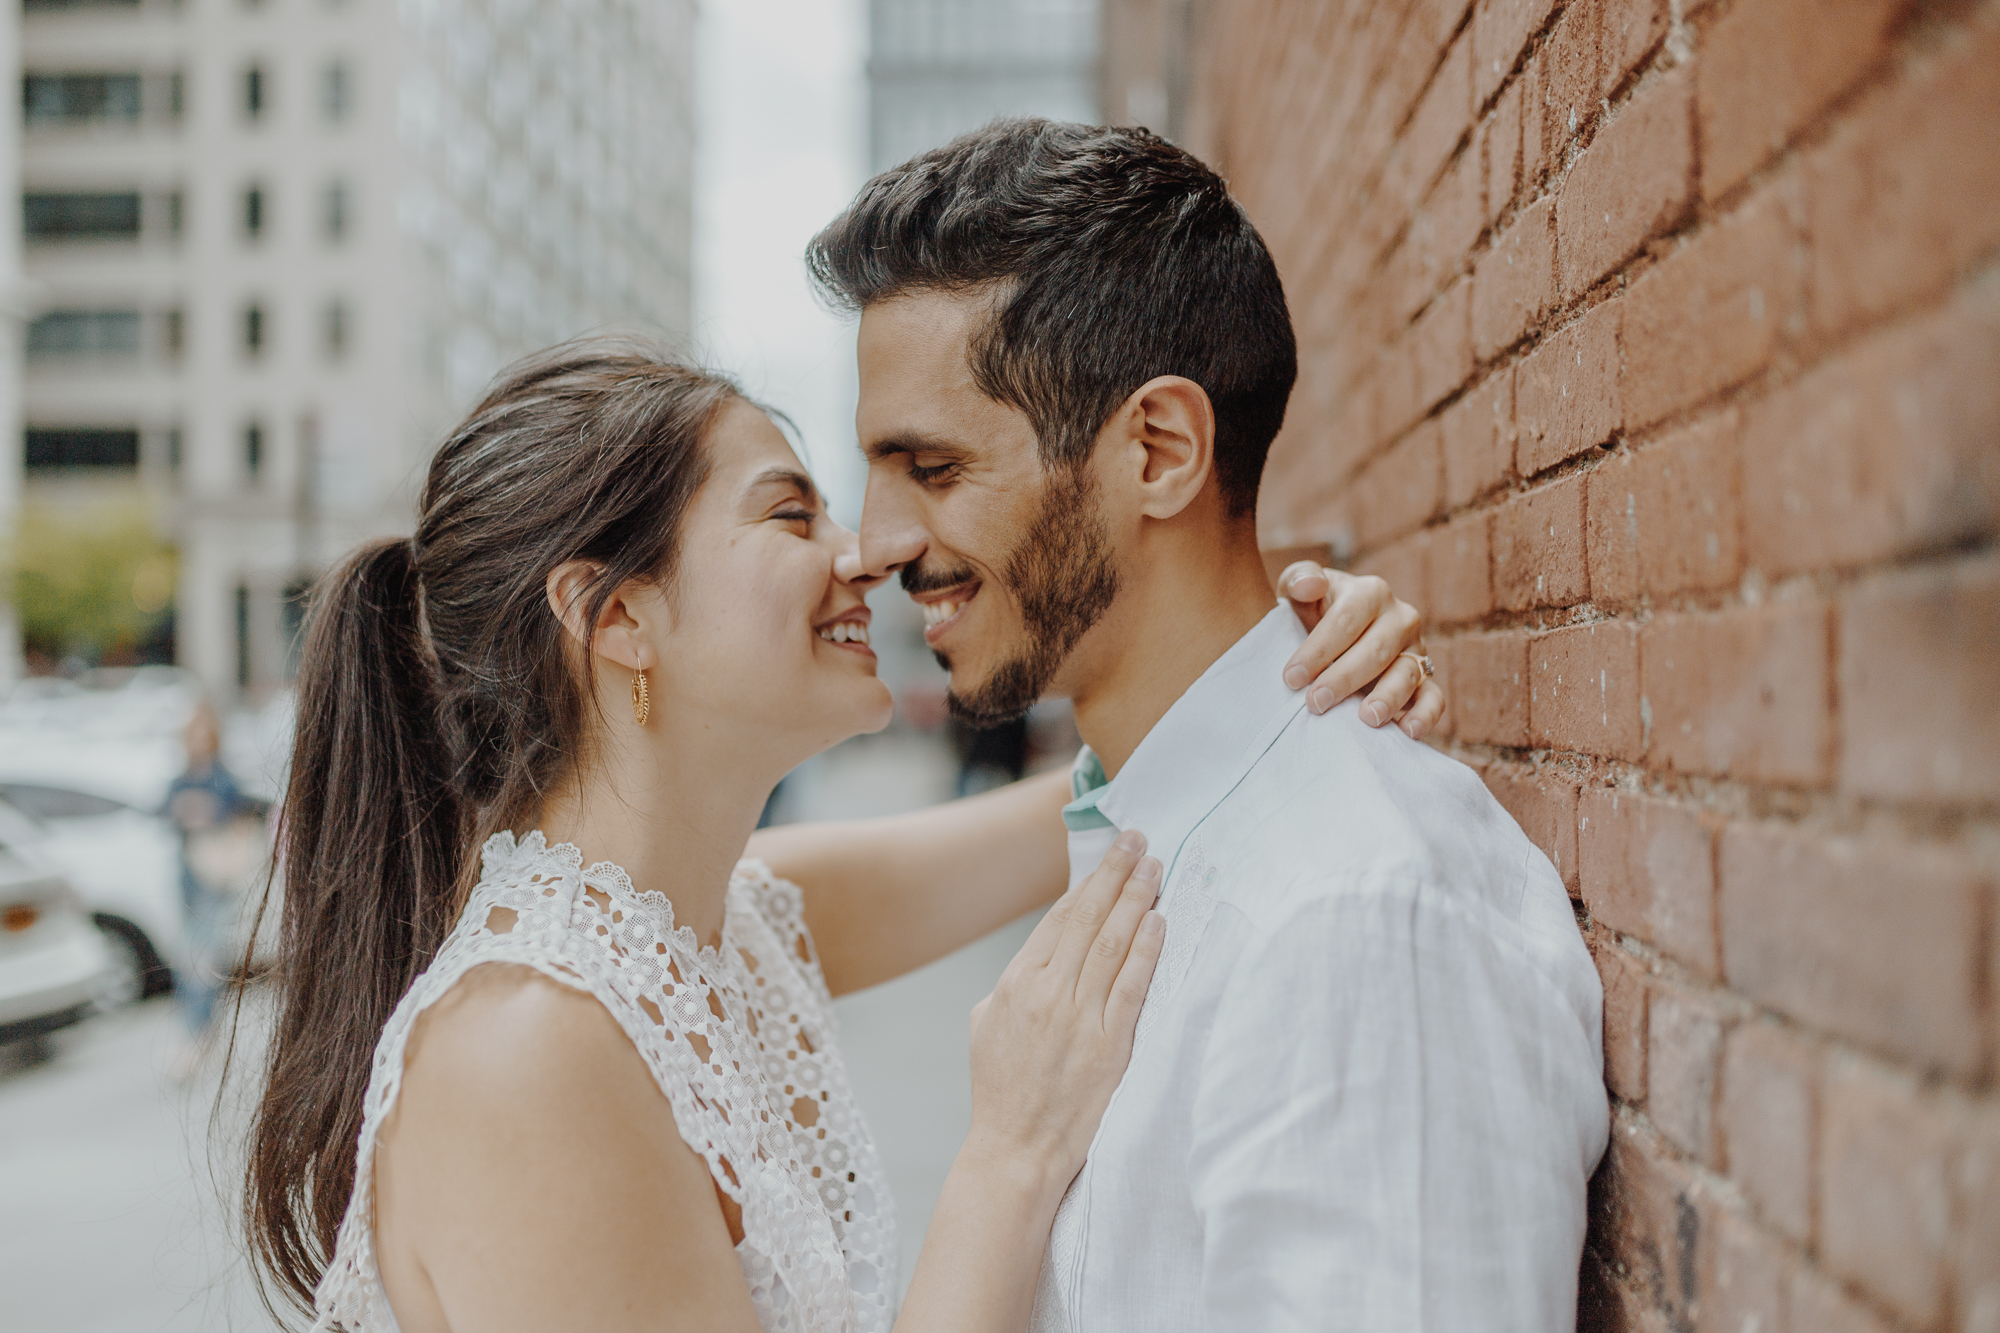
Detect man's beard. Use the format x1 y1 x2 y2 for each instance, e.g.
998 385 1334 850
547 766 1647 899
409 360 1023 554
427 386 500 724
904 466 1121 727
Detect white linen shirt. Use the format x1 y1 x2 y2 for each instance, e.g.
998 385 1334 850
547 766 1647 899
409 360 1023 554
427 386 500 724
1029 606 1609 1333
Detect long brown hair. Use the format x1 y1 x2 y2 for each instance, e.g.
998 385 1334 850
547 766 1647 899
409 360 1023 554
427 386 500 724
242 342 742 1313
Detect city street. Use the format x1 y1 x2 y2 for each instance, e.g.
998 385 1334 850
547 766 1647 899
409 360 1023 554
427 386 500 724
0 730 1037 1328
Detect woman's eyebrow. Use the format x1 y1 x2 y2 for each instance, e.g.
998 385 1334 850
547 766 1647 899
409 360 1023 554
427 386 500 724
747 467 820 505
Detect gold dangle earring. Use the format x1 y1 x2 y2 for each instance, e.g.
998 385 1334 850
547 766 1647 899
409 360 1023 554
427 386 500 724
631 669 651 726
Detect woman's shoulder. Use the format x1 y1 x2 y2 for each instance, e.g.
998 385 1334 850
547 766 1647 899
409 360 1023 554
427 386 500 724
399 963 625 1107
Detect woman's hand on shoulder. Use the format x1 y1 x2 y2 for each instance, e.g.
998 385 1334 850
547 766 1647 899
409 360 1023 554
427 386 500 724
374 964 762 1333
1276 561 1446 739
962 831 1166 1195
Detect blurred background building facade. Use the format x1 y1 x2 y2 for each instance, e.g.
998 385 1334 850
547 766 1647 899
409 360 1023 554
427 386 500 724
13 0 693 699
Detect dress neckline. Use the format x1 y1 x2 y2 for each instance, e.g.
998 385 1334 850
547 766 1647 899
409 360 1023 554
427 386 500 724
482 828 732 967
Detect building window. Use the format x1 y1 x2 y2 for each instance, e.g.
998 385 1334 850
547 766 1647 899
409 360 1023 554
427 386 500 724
163 308 184 359
24 191 142 241
27 309 142 358
24 427 140 470
322 60 350 122
244 65 266 120
243 183 266 239
243 303 265 356
235 584 252 690
322 299 349 360
323 178 349 240
244 421 265 480
24 0 143 10
23 73 142 125
167 426 182 472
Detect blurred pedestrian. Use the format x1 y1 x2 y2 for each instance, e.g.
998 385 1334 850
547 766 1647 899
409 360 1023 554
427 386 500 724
162 702 248 1073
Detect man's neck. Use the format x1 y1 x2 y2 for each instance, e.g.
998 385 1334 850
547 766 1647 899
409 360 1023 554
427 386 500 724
1067 531 1275 779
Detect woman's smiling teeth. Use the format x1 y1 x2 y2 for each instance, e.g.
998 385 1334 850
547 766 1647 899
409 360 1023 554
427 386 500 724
819 621 870 645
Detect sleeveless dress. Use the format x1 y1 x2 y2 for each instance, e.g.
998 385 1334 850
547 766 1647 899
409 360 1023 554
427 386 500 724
309 831 900 1333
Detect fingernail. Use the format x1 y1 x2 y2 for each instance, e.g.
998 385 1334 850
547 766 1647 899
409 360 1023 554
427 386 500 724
1283 664 1309 690
1363 702 1387 727
1403 716 1426 740
1134 856 1161 880
1115 828 1145 852
1309 687 1333 714
1142 910 1166 936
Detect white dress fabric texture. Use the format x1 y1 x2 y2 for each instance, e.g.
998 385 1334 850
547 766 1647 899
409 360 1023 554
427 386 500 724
1030 607 1611 1333
310 833 898 1333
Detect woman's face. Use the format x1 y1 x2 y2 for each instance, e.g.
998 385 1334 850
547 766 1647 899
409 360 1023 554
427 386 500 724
652 401 893 762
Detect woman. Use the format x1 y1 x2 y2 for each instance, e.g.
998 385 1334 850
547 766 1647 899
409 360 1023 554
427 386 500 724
247 344 1439 1332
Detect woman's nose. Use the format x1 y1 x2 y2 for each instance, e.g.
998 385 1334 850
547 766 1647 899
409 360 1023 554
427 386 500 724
830 523 884 589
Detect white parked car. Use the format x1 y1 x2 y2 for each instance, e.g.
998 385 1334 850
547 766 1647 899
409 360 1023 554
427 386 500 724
0 785 184 1004
0 814 113 1041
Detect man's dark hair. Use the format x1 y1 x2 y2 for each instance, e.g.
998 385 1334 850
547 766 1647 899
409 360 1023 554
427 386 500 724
807 118 1298 518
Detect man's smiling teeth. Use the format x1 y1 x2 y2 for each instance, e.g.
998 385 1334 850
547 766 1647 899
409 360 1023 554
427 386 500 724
818 622 870 645
921 600 963 629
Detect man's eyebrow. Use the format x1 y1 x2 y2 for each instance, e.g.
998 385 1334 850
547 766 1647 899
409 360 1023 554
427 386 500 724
862 432 969 462
748 467 820 505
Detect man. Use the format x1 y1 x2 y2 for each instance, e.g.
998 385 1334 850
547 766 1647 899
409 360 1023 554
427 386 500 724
809 121 1608 1329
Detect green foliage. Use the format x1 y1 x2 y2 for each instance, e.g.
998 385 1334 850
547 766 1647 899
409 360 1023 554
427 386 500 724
4 498 176 663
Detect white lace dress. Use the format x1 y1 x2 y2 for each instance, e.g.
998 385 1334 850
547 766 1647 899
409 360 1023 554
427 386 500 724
310 831 899 1333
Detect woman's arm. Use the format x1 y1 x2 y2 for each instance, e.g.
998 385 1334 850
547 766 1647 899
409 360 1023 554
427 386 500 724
753 768 1072 995
754 564 1443 997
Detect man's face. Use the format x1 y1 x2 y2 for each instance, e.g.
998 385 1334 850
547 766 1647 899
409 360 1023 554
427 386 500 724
854 291 1121 723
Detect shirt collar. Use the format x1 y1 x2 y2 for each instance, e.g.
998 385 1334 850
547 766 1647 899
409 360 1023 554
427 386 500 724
1062 604 1310 869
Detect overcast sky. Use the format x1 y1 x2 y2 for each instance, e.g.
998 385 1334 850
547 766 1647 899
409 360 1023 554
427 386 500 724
691 0 872 526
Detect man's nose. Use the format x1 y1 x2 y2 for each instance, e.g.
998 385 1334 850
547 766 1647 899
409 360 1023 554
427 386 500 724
829 521 887 591
856 470 927 582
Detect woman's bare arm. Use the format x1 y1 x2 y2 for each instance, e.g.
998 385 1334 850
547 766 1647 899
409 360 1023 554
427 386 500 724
751 768 1072 995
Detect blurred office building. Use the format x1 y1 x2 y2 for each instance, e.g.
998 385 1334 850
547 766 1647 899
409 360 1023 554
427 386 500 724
17 0 694 698
866 0 1099 174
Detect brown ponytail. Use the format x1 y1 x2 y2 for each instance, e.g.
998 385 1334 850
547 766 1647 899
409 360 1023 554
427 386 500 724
242 342 742 1313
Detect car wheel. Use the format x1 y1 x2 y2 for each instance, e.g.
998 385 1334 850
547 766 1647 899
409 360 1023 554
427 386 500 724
90 921 147 1012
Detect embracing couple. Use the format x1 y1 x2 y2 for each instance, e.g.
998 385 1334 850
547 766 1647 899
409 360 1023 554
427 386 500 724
252 121 1608 1333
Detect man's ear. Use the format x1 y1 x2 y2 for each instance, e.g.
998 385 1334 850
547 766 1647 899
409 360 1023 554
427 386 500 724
1108 376 1216 521
545 561 658 672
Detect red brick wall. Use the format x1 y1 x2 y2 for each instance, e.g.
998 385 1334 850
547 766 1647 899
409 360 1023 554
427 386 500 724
1106 2 2000 1327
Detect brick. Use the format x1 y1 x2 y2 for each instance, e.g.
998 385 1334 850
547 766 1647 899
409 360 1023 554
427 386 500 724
1431 510 1493 623
1598 0 1667 100
1485 761 1581 890
1648 982 1727 1162
1411 148 1487 299
1412 276 1473 415
1584 413 1744 605
1443 629 1530 744
1352 529 1432 625
1820 1059 1957 1327
1718 1021 1819 1246
1389 31 1474 214
1473 0 1558 107
1595 941 1650 1101
1623 182 1802 430
1958 1113 2000 1333
1517 297 1622 475
1720 824 1986 1078
1532 620 1644 759
1840 557 2000 804
1519 52 1551 195
1702 1203 1792 1333
1641 602 1832 786
1472 195 1554 359
1542 0 1604 158
1485 76 1524 224
1557 66 1695 301
1788 1269 1895 1333
1808 17 2000 333
1353 421 1443 550
1741 278 2000 580
1441 369 1514 507
1577 787 1718 976
1589 1118 1703 1326
1699 0 1903 201
1494 472 1589 609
